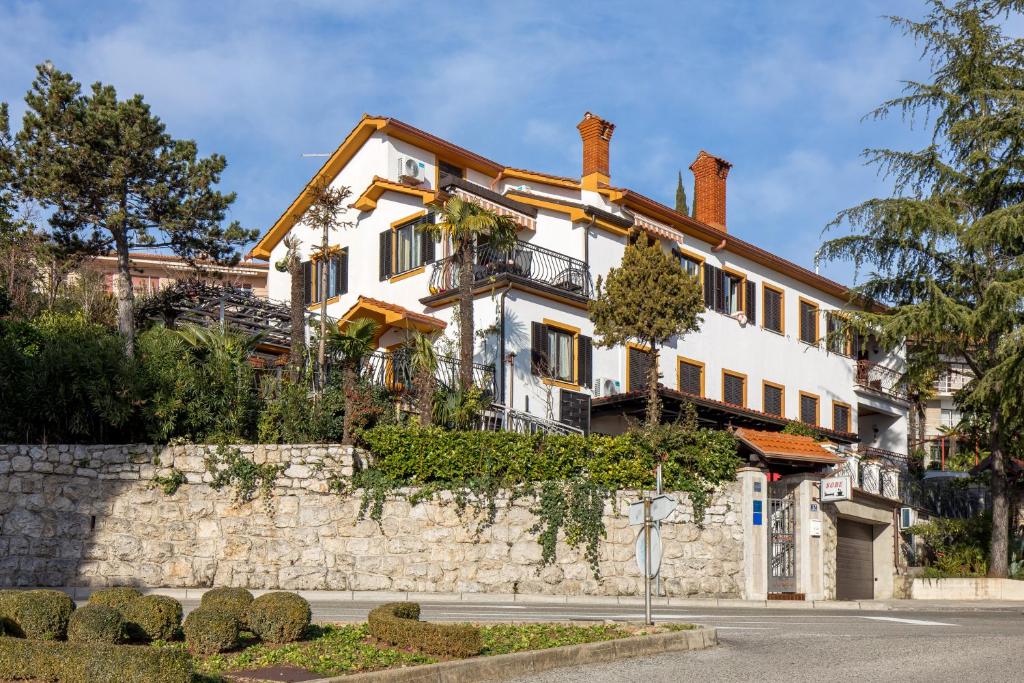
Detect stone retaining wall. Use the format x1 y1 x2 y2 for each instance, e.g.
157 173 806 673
0 444 744 597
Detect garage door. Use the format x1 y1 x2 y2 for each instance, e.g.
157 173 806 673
836 519 874 600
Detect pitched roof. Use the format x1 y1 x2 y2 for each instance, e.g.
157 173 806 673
341 296 446 331
734 428 845 465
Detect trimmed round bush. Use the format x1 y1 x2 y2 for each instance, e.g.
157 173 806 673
88 586 143 613
367 602 482 657
182 608 239 655
67 604 128 644
123 594 182 642
0 589 75 640
199 587 253 625
244 592 311 644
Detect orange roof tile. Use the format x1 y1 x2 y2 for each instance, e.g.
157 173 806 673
342 296 447 330
735 428 845 464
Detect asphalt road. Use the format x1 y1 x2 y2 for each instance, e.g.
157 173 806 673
171 599 1024 683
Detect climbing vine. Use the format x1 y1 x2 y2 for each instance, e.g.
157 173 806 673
151 467 186 495
336 422 738 578
205 444 284 505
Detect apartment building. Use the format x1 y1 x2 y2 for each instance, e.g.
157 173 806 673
88 252 269 298
251 113 909 457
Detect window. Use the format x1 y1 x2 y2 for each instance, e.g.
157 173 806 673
530 321 592 388
678 358 704 397
799 299 819 345
722 371 746 407
722 271 744 315
833 402 851 432
763 285 783 334
702 264 756 323
826 312 849 355
800 391 819 426
676 251 702 279
627 344 655 392
941 408 959 428
305 249 348 304
763 382 784 416
381 213 435 280
438 160 464 180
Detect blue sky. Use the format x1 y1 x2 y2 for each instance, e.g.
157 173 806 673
0 0 969 285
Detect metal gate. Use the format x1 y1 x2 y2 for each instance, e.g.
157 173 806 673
768 497 796 593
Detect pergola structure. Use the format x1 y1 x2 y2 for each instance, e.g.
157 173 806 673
135 279 297 364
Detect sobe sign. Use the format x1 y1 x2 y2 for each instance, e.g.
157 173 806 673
821 476 852 502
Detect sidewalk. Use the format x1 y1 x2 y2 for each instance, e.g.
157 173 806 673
48 587 1024 612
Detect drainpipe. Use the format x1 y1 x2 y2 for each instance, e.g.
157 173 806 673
498 283 513 408
583 215 596 270
711 238 727 252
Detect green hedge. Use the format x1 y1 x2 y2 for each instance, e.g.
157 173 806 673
88 587 143 614
182 608 238 655
122 595 182 642
199 587 253 625
67 604 127 644
244 592 311 644
367 602 482 658
0 635 192 683
0 590 75 640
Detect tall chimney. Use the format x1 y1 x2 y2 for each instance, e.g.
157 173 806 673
689 150 732 231
577 112 615 189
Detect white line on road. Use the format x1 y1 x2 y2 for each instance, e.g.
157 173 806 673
861 617 956 626
714 626 777 630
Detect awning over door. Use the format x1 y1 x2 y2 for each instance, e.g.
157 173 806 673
735 428 847 468
339 296 447 345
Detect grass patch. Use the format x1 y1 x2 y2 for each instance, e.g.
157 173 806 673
479 623 631 655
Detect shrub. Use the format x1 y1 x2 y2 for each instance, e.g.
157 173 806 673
244 591 311 644
88 586 143 613
67 604 128 644
182 608 239 654
122 594 182 642
0 589 75 640
0 636 193 683
199 587 254 625
367 602 482 658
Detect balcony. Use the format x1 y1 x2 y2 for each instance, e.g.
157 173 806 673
425 240 593 303
855 360 907 401
334 349 496 397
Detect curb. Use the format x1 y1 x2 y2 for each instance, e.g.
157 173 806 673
304 627 717 683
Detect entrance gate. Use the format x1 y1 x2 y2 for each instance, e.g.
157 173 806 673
768 496 796 593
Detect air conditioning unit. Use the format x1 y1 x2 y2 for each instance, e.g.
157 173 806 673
899 507 916 531
593 377 621 398
395 156 425 185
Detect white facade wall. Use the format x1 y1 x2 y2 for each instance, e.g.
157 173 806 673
262 123 909 453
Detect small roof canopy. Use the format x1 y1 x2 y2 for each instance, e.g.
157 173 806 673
340 296 446 344
735 428 846 467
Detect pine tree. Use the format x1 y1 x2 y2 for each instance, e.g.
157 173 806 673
674 170 689 215
818 0 1024 577
16 64 256 357
590 236 704 425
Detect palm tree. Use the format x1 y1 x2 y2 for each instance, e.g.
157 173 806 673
423 197 517 390
406 329 438 426
275 234 306 379
326 316 379 444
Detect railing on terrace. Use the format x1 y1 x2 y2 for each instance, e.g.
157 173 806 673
479 404 584 436
855 361 907 400
427 240 593 299
331 349 496 397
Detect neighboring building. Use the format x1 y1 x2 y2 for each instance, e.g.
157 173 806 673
915 359 974 468
251 113 910 459
87 252 269 298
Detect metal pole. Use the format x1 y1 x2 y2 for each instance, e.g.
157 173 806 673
655 464 662 597
644 492 652 625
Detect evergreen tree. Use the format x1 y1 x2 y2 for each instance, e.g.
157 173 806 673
590 236 704 425
818 0 1024 577
16 64 255 356
0 103 15 233
674 170 689 215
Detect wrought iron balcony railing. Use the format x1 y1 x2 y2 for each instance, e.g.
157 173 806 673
427 240 593 299
855 360 907 400
351 349 496 397
478 403 584 436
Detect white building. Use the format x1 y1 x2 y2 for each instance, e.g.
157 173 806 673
250 113 909 457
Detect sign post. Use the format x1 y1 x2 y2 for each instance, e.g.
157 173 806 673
643 493 652 625
628 491 675 626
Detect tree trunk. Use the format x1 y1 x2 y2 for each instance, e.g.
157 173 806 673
988 409 1009 577
288 256 305 380
457 241 474 391
114 239 135 358
341 364 355 446
645 345 661 426
317 228 329 395
416 371 435 426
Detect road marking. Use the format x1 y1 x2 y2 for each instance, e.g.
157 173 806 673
862 617 956 626
714 626 776 630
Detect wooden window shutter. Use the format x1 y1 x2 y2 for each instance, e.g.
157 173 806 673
577 335 593 389
302 260 312 305
833 403 850 432
763 384 783 416
421 215 435 264
559 388 591 434
744 280 756 324
379 230 392 281
702 263 714 307
628 347 652 392
679 362 702 396
530 321 549 376
800 394 818 425
338 251 349 296
713 267 726 313
723 373 745 406
800 301 817 344
764 288 782 333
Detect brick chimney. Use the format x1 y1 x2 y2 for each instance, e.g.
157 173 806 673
689 151 732 231
577 112 615 189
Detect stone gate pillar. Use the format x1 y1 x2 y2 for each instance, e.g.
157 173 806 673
737 467 768 600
